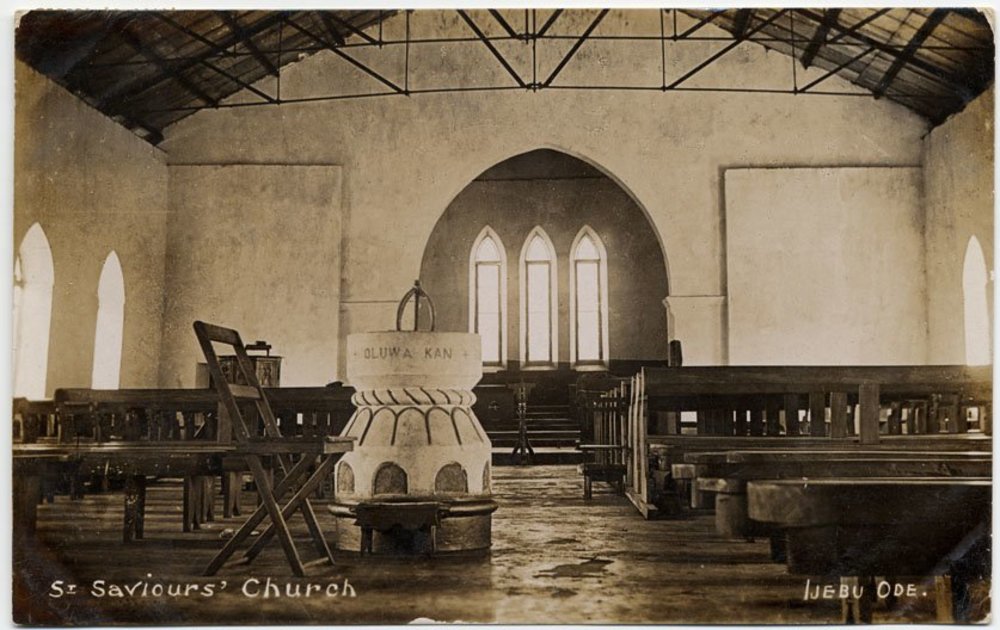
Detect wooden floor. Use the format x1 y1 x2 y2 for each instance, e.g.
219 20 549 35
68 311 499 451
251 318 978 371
15 466 948 625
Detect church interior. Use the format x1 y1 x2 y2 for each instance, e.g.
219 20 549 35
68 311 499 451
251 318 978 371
11 8 995 625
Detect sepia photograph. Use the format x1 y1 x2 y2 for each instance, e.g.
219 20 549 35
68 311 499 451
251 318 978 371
9 6 995 626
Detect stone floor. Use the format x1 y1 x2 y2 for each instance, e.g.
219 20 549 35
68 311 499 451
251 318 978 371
15 465 947 625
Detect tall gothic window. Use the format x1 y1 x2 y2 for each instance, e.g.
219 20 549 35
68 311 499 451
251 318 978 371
571 227 609 367
520 228 557 366
963 235 991 366
470 228 506 367
14 223 54 399
92 251 126 389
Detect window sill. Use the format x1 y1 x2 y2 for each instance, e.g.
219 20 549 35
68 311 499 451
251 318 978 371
573 363 609 372
482 365 506 374
519 364 558 371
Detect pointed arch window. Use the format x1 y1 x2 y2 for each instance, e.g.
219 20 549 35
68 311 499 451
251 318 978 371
469 228 506 367
520 229 557 367
963 235 991 366
92 252 126 389
14 223 54 399
571 227 609 367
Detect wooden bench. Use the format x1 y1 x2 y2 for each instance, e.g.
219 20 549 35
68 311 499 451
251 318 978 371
651 434 991 511
748 477 991 623
576 380 630 499
13 441 231 542
681 450 991 542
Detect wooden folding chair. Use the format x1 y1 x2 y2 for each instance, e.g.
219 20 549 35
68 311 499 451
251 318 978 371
194 321 352 577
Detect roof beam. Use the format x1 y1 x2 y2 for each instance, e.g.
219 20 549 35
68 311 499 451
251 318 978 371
668 11 784 89
457 10 526 88
678 11 722 39
489 10 520 40
797 8 958 89
154 12 230 56
153 13 277 104
826 9 889 45
97 12 288 109
116 28 217 106
800 8 841 68
281 17 405 94
732 9 754 40
799 46 875 92
318 13 347 46
200 58 277 103
535 10 563 38
217 11 280 77
873 9 948 98
323 12 378 45
542 9 609 87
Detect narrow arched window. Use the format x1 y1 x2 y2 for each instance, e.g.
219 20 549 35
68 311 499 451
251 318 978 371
14 224 54 399
520 229 557 366
963 236 991 366
571 227 609 367
469 228 506 367
92 252 125 389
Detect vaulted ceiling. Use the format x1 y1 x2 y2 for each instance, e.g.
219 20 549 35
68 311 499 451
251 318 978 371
15 9 995 146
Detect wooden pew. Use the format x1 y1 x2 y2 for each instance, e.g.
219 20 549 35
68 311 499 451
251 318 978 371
577 380 630 499
749 477 991 623
620 365 992 518
13 398 58 444
20 386 357 536
679 449 991 540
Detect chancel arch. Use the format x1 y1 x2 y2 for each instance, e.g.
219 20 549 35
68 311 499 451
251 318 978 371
92 251 126 389
420 149 670 373
14 223 54 399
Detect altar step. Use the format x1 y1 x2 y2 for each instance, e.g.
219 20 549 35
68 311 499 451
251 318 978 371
487 429 580 448
491 446 586 466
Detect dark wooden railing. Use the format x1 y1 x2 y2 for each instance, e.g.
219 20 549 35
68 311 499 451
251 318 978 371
29 386 355 445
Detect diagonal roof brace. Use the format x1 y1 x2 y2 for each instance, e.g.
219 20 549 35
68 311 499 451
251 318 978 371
457 10 526 88
117 28 218 106
542 9 609 87
668 10 785 90
217 11 280 77
282 16 405 94
873 9 948 98
800 8 841 69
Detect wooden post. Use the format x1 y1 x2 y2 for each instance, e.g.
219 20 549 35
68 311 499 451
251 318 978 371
123 474 147 543
749 407 764 436
942 395 962 433
783 394 800 436
765 399 781 436
696 410 707 435
829 392 849 438
887 402 902 435
928 396 942 433
808 391 826 437
913 400 928 434
734 409 748 436
858 382 880 445
13 475 41 538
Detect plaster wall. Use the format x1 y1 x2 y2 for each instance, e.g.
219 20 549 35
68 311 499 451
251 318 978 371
160 11 928 375
923 88 995 364
725 167 926 365
161 165 342 387
14 61 169 394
